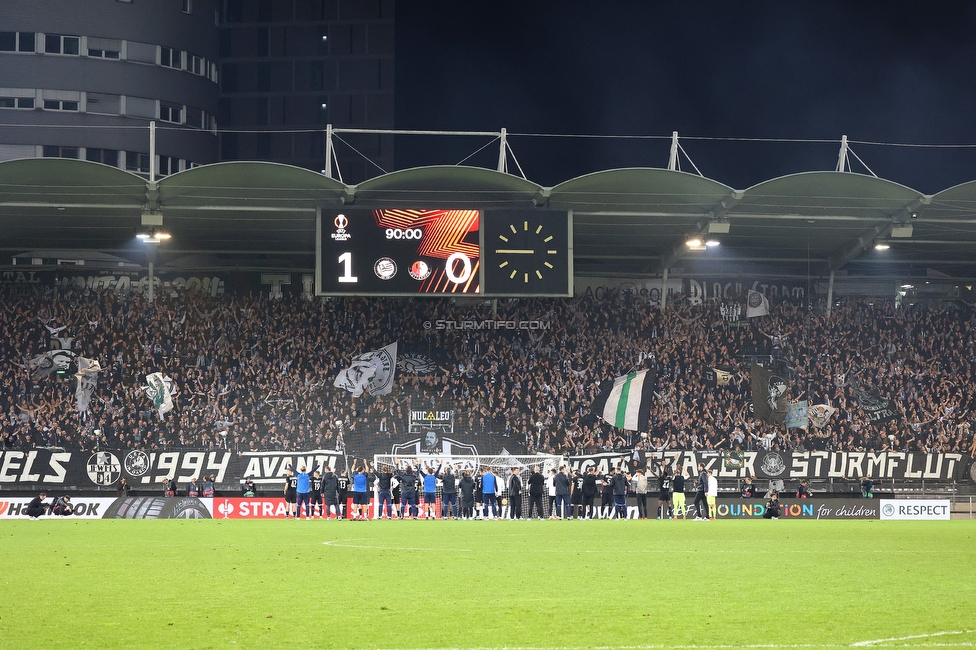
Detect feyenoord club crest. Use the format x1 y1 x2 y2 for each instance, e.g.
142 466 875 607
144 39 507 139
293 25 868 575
408 260 432 281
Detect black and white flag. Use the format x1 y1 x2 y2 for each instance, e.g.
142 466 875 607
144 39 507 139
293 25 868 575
853 388 899 426
28 350 77 379
746 290 769 318
75 357 102 420
335 342 398 397
750 362 791 425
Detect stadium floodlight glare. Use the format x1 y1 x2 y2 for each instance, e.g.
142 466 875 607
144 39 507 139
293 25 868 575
874 240 890 250
705 239 720 247
137 229 171 244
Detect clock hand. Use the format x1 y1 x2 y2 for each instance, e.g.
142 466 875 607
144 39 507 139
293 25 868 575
494 249 535 254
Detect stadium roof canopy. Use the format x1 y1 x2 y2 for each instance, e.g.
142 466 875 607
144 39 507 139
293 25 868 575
3 157 976 282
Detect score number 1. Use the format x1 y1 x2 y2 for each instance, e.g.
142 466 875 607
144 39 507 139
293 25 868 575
338 252 358 283
334 252 473 286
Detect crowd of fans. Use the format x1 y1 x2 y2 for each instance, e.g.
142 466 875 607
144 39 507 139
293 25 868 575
2 281 975 460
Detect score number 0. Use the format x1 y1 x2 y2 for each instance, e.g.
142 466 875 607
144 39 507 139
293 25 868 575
336 251 474 285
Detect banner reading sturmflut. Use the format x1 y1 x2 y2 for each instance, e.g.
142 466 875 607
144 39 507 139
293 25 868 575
591 369 656 431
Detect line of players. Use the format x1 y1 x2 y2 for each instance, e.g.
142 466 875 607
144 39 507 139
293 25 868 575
276 459 727 521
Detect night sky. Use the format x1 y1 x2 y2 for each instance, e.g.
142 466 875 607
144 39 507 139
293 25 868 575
395 1 976 194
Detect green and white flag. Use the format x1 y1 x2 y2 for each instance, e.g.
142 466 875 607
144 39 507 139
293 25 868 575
145 372 175 421
591 369 656 431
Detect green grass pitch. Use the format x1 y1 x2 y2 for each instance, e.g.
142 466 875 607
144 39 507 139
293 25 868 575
1 519 975 649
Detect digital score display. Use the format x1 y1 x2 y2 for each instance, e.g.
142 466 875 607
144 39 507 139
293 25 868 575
316 208 572 297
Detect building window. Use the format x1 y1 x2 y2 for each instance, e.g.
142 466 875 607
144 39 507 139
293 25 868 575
45 34 80 55
159 103 183 124
182 0 192 14
0 95 35 110
125 151 150 174
42 146 79 159
85 148 119 167
43 99 79 111
190 54 204 75
160 47 183 69
158 156 181 176
0 32 36 52
87 38 122 59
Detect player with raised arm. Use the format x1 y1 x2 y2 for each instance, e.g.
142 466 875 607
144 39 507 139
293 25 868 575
657 465 672 520
373 462 395 519
421 461 443 520
286 462 319 520
395 458 419 519
439 463 459 519
351 460 372 520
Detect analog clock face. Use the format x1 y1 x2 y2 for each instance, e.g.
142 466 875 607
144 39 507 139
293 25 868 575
483 211 570 296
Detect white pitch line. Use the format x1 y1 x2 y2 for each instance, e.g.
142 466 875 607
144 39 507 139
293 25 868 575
852 631 976 647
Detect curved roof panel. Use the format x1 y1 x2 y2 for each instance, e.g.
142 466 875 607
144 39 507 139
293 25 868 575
350 165 543 207
736 171 922 218
0 158 146 207
550 168 734 213
157 161 346 210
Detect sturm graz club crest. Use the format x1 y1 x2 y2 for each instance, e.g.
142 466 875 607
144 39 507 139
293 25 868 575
882 503 895 517
748 292 764 309
760 452 787 477
124 450 150 477
87 452 121 486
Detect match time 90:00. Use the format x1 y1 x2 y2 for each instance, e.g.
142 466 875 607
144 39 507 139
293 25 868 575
386 228 422 239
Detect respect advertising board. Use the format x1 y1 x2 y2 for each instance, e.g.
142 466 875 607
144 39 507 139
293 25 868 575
879 499 951 520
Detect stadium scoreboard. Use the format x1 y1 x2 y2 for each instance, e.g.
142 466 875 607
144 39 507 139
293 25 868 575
316 208 572 297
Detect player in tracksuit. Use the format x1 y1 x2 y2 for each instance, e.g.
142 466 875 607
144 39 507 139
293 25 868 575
373 464 395 519
395 461 419 519
439 464 458 519
610 466 631 520
321 466 340 519
694 463 709 520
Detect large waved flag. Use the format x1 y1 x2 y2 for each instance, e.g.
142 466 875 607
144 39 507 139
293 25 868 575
335 342 398 397
591 369 656 431
75 357 102 419
751 362 791 425
145 372 174 421
746 290 769 318
808 403 837 429
786 400 809 428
